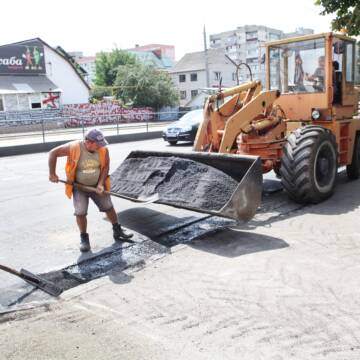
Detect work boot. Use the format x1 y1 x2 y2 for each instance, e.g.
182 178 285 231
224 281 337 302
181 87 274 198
80 233 91 252
113 223 134 243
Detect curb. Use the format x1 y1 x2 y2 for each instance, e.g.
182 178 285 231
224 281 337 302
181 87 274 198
0 131 163 157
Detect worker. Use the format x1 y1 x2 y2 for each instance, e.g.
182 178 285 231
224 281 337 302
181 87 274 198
294 53 305 91
48 128 133 252
305 55 325 91
332 60 342 103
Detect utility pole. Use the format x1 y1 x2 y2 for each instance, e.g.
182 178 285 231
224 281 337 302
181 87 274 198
203 25 210 88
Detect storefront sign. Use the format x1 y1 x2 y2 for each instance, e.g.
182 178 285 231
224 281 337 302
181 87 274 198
0 42 46 74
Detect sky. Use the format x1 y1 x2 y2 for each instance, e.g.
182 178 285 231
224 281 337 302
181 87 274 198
1 0 335 60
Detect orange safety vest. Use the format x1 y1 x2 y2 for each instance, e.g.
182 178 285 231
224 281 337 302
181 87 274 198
64 141 111 198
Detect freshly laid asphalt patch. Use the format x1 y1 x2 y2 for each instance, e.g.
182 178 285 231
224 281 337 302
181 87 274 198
0 237 169 312
0 213 235 313
43 237 168 290
111 156 239 212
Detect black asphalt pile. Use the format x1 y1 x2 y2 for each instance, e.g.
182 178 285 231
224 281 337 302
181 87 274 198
111 156 239 211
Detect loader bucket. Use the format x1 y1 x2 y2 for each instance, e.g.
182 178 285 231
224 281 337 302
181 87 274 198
110 151 263 223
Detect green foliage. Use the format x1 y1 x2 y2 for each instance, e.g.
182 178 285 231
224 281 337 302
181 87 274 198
114 63 179 109
316 0 360 35
95 49 136 86
89 86 113 102
93 47 179 108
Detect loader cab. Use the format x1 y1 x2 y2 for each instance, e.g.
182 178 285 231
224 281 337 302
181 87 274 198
265 33 358 121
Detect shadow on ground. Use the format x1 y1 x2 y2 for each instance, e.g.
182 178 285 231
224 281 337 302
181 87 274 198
118 205 288 259
190 229 288 258
243 171 360 230
118 207 203 239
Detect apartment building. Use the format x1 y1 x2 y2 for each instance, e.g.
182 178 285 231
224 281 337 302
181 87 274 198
210 25 313 83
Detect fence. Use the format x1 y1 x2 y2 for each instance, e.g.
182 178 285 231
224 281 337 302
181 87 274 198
0 104 193 147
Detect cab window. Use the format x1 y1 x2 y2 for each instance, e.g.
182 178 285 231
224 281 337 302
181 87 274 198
269 38 326 94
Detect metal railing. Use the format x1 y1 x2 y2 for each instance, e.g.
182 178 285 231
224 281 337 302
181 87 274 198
0 110 191 148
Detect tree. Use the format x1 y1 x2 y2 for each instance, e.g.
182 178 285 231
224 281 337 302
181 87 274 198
95 48 136 86
316 0 360 36
89 86 113 102
114 63 179 109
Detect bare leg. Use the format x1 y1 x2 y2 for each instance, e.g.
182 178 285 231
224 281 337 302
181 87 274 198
76 215 87 233
105 207 118 225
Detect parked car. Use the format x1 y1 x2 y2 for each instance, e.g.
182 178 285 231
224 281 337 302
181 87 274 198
162 109 203 145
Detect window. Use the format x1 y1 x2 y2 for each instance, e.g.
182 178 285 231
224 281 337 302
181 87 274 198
180 90 187 100
4 94 18 111
247 40 257 49
0 96 3 111
179 74 186 82
269 37 326 94
214 71 221 81
190 73 197 82
191 90 198 98
346 42 354 83
18 94 29 110
247 48 258 57
246 31 258 40
269 33 280 41
31 102 42 109
30 94 42 109
232 72 237 81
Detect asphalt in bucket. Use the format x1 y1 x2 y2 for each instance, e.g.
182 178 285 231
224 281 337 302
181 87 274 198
111 156 239 211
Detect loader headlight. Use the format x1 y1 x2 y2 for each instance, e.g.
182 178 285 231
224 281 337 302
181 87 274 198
312 109 321 120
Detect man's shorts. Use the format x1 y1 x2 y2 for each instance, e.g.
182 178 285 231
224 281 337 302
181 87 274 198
73 188 114 216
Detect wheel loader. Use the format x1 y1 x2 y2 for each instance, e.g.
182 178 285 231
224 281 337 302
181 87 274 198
112 32 360 223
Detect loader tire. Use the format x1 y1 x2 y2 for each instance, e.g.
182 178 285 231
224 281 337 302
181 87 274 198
280 125 337 204
346 133 360 180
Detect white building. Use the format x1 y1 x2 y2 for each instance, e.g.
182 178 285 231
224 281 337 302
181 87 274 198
0 38 90 112
210 25 314 83
170 48 237 106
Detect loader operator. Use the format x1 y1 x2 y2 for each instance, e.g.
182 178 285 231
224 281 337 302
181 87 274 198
48 128 133 252
305 55 325 91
